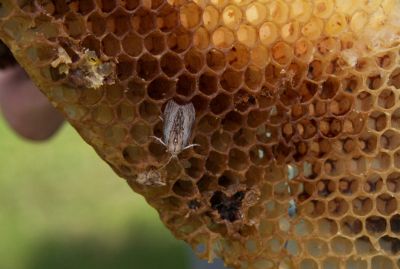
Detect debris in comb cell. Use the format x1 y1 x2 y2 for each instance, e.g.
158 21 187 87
51 47 115 89
135 169 165 186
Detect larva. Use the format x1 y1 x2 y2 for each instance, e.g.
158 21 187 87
153 99 197 162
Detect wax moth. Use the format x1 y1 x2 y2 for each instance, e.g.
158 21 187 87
153 100 197 163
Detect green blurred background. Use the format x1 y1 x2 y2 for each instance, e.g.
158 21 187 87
0 118 188 269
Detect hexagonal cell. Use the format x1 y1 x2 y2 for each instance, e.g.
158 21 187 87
130 121 152 144
191 95 209 115
212 27 235 48
180 2 201 30
355 236 377 255
123 145 147 164
316 179 335 198
249 144 270 166
228 148 249 171
303 199 325 218
185 157 205 179
210 94 232 115
237 24 257 47
206 49 226 71
81 35 101 57
327 197 348 217
299 81 319 102
366 216 387 235
371 152 391 171
101 33 121 57
105 84 124 105
126 80 146 104
338 177 358 195
137 54 159 81
79 87 104 105
144 31 166 55
148 76 174 100
220 69 243 93
196 174 217 193
305 239 328 258
172 179 196 197
197 72 217 96
211 131 231 152
117 101 136 122
122 33 143 57
64 12 85 38
340 216 362 236
244 66 263 91
358 132 378 154
92 105 115 125
234 89 257 112
139 100 160 123
331 236 353 256
226 44 250 70
198 114 220 134
376 193 397 216
222 111 244 132
355 91 374 112
203 5 219 31
176 73 196 98
316 218 337 239
247 109 269 128
371 256 394 269
245 166 264 186
380 129 400 150
132 8 156 35
157 5 179 32
319 77 339 99
116 58 135 81
193 27 210 50
319 117 342 138
379 236 400 255
249 45 270 69
259 22 278 46
330 94 353 116
368 111 387 132
363 174 383 194
378 88 395 109
184 48 205 74
375 51 397 70
271 42 293 66
161 52 183 77
110 10 131 36
366 73 385 90
206 151 227 174
352 196 372 216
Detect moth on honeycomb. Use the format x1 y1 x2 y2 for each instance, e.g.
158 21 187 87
1 0 400 268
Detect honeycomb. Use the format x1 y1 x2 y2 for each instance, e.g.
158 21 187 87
1 0 400 268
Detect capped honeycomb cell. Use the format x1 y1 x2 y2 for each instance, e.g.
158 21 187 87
2 0 400 268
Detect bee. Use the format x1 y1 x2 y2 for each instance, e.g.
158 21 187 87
153 100 197 165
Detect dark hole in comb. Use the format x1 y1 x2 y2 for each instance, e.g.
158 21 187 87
210 191 244 222
188 199 201 210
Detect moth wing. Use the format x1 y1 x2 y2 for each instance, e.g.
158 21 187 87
163 100 180 142
182 102 196 145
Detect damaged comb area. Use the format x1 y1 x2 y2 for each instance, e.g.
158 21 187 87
1 0 400 268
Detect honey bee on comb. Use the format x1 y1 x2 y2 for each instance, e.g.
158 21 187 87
1 0 400 268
